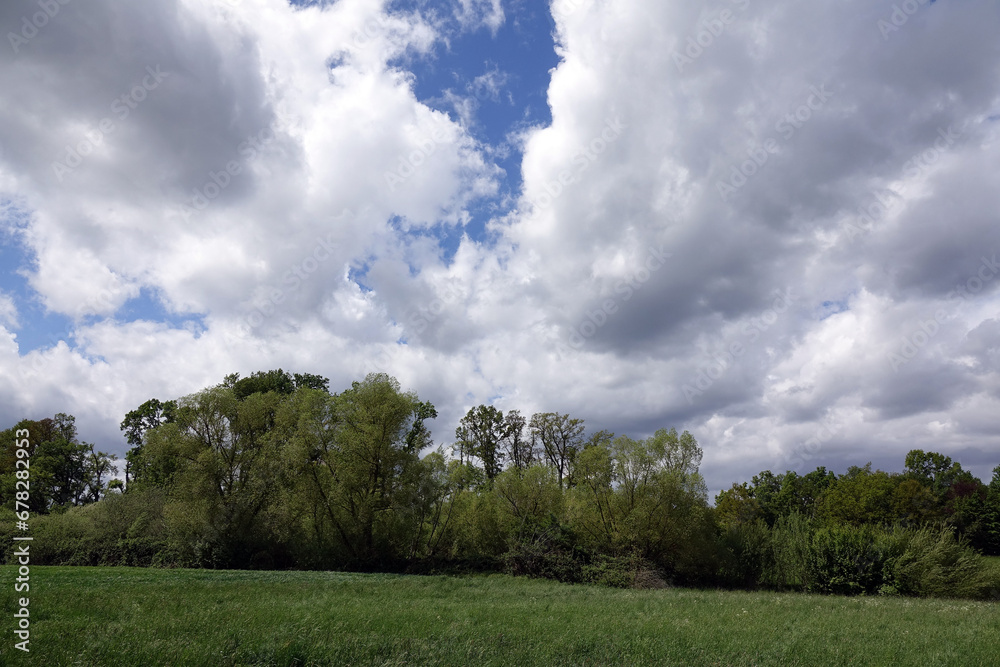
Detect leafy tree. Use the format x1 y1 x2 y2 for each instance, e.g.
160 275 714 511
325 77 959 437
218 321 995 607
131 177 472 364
120 398 177 486
892 478 942 526
1 415 117 512
500 410 534 471
749 470 784 527
981 465 1000 555
714 482 759 529
818 464 898 527
281 374 436 565
292 372 331 393
904 449 964 498
223 369 330 401
774 467 837 520
529 412 585 489
83 444 118 504
145 387 288 567
455 405 506 482
568 428 713 580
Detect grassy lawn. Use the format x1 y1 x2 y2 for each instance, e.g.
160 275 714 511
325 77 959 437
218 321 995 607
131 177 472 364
1 566 998 666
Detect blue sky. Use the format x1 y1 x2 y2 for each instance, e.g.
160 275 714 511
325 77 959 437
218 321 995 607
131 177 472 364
2 0 1000 493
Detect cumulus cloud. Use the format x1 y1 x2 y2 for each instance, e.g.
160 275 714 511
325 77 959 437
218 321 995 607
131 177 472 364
1 0 999 493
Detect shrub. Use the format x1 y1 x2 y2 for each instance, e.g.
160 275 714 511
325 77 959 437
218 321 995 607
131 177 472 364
581 553 665 589
803 524 895 595
889 526 993 599
717 519 772 589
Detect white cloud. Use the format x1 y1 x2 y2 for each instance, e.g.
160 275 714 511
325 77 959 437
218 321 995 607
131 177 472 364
455 0 505 34
1 0 999 491
0 291 17 330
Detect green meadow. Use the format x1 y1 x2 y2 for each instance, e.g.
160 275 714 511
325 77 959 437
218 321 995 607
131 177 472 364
2 565 998 666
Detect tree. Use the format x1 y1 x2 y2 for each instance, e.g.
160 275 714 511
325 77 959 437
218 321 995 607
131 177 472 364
773 467 837 520
83 443 119 504
892 478 941 526
141 387 288 567
500 410 534 471
982 466 1000 555
1 414 117 512
818 464 898 527
282 373 437 565
223 369 330 401
455 405 506 482
120 398 177 486
715 482 759 529
529 412 585 489
904 449 964 498
749 470 784 527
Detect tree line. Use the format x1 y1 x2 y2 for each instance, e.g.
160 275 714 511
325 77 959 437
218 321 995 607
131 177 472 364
2 369 998 598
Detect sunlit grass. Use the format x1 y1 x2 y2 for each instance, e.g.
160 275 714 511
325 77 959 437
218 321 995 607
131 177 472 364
2 566 998 666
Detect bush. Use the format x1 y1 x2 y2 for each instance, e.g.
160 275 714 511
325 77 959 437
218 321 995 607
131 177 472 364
768 513 813 589
717 519 773 589
889 526 993 599
502 526 583 583
803 524 894 595
715 518 992 599
581 553 666 589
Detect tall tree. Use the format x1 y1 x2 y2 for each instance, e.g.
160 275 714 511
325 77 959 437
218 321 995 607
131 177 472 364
500 410 533 471
1 414 117 511
455 405 506 482
904 449 964 497
120 398 177 486
529 412 585 489
283 374 437 564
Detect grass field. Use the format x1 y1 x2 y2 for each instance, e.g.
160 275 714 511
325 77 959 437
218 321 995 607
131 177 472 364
2 566 998 666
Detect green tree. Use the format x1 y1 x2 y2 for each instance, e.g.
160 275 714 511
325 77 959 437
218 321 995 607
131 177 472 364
223 369 330 401
143 387 288 567
714 482 758 529
529 412 585 489
281 374 436 566
455 405 506 482
904 449 964 497
1 415 117 512
749 470 784 526
982 466 1000 555
120 398 177 486
500 410 534 471
818 464 898 527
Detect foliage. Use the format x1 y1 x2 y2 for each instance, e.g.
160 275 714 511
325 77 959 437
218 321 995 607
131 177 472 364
4 371 998 600
1 415 117 513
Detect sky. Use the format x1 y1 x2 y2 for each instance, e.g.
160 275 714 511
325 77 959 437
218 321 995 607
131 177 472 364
1 0 999 496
